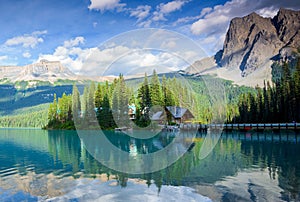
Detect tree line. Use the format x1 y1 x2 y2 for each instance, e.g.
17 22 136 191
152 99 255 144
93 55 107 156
47 66 279 130
46 70 215 130
0 109 48 128
234 56 300 123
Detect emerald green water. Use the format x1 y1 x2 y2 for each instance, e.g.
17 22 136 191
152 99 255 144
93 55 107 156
0 128 299 201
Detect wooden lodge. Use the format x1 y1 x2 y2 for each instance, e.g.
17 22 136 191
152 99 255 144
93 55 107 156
151 106 195 124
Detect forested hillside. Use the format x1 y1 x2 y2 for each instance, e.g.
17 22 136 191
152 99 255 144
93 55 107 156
45 71 253 130
235 54 300 123
0 108 48 128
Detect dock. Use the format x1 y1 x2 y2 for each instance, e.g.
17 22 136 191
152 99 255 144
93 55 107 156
180 123 300 132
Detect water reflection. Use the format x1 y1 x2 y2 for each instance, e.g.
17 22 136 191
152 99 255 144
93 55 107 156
0 129 299 201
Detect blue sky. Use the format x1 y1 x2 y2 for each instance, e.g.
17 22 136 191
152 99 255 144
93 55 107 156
0 0 299 75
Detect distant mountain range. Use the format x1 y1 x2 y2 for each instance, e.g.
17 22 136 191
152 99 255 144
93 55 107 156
0 60 76 83
0 59 116 86
185 8 300 86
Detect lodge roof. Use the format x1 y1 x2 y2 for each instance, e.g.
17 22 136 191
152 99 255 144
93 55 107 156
165 106 194 119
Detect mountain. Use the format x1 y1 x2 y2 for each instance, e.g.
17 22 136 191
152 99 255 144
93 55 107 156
186 8 300 87
0 60 78 83
0 59 116 86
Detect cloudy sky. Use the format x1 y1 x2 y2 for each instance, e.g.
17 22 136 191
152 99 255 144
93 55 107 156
0 0 299 75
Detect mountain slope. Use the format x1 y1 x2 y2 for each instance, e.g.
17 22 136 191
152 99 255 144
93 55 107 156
0 59 118 86
0 60 77 83
186 8 300 87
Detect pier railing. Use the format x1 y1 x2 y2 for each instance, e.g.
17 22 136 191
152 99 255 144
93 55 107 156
180 123 300 131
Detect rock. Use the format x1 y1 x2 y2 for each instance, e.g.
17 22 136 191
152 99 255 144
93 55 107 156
273 8 300 48
0 60 77 83
185 56 217 74
220 12 283 76
185 8 300 87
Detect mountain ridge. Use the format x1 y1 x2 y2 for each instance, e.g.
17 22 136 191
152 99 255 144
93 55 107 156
0 59 116 85
186 8 300 87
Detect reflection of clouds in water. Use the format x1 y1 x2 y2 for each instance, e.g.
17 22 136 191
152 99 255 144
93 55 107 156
214 168 283 202
49 179 211 202
0 171 211 201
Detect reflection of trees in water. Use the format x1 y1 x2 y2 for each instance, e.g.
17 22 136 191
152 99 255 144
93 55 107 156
47 130 300 199
240 136 300 201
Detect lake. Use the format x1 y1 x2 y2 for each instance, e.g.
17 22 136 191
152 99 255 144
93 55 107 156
0 128 299 201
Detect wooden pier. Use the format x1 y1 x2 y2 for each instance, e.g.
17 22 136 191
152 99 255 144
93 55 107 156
196 130 300 143
180 123 300 132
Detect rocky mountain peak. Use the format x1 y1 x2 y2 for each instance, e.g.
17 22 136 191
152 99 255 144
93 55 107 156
220 11 281 75
272 8 300 47
0 60 77 83
186 8 300 87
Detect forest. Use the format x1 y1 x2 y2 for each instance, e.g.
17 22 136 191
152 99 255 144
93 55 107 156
3 53 298 129
45 52 300 130
235 55 300 123
0 109 48 128
45 71 217 130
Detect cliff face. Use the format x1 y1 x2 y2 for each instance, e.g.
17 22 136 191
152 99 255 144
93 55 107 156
0 60 76 83
220 8 300 76
220 12 283 76
186 8 300 86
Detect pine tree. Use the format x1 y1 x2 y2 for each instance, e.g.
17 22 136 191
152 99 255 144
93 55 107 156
58 93 72 122
294 57 300 121
161 75 176 107
86 82 96 123
95 83 103 109
82 86 89 116
72 84 81 119
150 70 163 107
98 94 115 129
48 94 58 123
137 73 151 126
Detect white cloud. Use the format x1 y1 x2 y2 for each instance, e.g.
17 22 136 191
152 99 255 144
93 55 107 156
161 40 177 49
256 7 278 18
37 29 207 76
38 37 90 74
63 36 85 48
32 30 48 35
134 0 190 27
158 0 187 14
88 0 126 12
104 50 188 76
38 37 133 75
37 38 191 76
153 0 189 22
152 11 167 21
173 15 200 26
130 5 151 22
0 55 8 61
191 15 229 36
22 52 31 58
138 20 152 28
4 30 47 48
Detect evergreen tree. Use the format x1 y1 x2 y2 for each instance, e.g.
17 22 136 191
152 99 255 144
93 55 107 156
161 75 176 107
72 84 81 119
137 73 152 126
48 94 58 123
98 94 115 129
82 86 89 116
86 82 96 123
150 70 163 107
294 57 300 121
58 93 72 122
95 83 103 109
